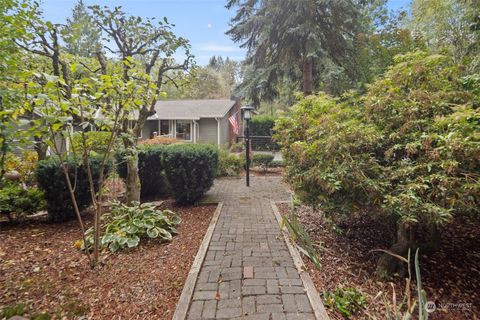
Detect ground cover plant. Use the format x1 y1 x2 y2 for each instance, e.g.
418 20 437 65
81 201 181 252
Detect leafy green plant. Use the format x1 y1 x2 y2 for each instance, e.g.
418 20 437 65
282 199 321 268
0 302 26 318
252 153 274 173
71 131 120 156
162 144 218 204
0 182 45 222
324 286 368 319
82 201 181 252
217 149 245 177
36 156 112 222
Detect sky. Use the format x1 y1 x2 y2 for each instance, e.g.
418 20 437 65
39 0 411 66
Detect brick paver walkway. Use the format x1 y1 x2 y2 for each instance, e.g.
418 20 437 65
186 177 316 320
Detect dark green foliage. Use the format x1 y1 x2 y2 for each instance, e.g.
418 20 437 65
250 115 277 150
36 156 111 222
250 115 275 136
227 0 362 96
217 149 245 177
116 146 170 199
117 144 218 204
162 144 219 204
252 154 274 172
0 182 45 222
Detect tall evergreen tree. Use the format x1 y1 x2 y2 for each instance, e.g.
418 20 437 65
226 0 362 96
63 0 101 57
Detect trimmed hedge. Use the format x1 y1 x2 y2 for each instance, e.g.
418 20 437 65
36 157 111 222
250 115 277 150
252 153 274 172
116 146 170 199
117 144 219 204
163 144 219 204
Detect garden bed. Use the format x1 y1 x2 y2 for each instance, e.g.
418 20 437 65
0 201 216 319
277 203 480 320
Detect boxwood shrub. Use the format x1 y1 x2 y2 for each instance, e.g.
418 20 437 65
162 144 219 204
116 146 170 199
36 156 111 222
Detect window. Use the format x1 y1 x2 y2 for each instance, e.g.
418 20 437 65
160 120 170 136
176 120 191 141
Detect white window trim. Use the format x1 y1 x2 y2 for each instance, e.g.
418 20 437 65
175 120 193 142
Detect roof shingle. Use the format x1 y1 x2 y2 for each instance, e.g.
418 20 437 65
148 99 236 120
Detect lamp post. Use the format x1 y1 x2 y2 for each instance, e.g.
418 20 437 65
242 105 254 187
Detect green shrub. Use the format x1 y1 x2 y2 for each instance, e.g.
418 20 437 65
276 52 480 272
217 149 245 177
271 160 285 167
229 142 245 153
252 153 274 172
324 286 368 319
0 182 45 222
36 156 111 222
250 115 277 150
116 145 170 199
82 201 180 252
163 144 219 204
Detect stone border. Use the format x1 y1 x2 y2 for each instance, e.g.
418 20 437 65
270 201 330 320
173 202 224 320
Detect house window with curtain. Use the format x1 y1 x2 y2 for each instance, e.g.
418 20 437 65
175 120 191 141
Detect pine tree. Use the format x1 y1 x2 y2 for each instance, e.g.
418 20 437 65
63 0 101 57
226 0 362 95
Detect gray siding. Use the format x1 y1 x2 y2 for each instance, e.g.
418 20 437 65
141 120 159 139
198 118 218 144
220 117 230 146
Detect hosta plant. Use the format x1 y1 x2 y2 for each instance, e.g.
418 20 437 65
81 201 181 252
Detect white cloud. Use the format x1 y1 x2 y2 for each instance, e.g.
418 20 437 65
197 43 239 53
207 23 212 28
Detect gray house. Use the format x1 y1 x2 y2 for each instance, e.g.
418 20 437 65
140 99 241 145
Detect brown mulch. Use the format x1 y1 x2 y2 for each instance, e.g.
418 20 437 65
278 203 480 320
0 201 216 319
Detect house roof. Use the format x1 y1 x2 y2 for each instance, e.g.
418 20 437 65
147 99 237 120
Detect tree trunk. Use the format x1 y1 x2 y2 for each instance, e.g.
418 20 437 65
302 57 313 95
34 137 47 161
125 153 141 204
376 220 416 279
